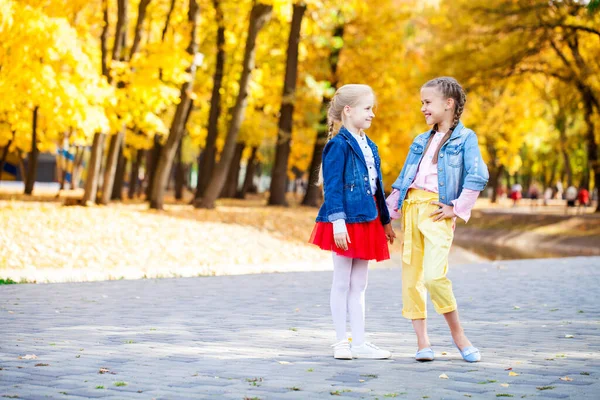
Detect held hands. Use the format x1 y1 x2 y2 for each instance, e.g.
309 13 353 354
429 201 456 221
384 223 396 244
334 232 351 251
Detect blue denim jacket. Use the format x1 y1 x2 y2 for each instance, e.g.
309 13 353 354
391 121 489 210
316 126 391 225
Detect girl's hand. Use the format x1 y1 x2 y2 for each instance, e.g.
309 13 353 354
384 223 396 244
334 232 351 251
429 201 456 221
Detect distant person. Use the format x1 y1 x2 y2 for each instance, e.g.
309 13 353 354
543 186 553 206
555 180 564 200
578 186 590 214
565 184 578 214
510 183 522 207
528 182 540 208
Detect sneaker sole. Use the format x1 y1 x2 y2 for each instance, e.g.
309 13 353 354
352 354 392 359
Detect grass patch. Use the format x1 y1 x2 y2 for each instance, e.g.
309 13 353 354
0 278 18 285
113 381 127 387
288 386 301 391
95 386 104 389
496 395 514 398
478 380 497 384
246 377 263 387
581 372 590 375
536 386 555 391
330 389 351 395
361 374 379 378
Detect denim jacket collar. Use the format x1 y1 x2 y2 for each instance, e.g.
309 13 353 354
337 126 372 168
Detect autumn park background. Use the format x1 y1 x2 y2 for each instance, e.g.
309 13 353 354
1 0 600 283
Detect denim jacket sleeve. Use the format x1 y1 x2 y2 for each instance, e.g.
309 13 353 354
322 139 347 222
462 131 489 191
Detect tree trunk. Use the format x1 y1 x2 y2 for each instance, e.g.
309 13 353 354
269 3 306 206
581 89 600 212
175 140 185 200
490 164 505 204
149 0 201 210
302 22 344 207
71 146 84 189
0 139 12 182
237 146 258 199
99 130 125 204
111 144 126 200
146 135 162 198
83 133 105 203
24 107 40 195
130 0 152 60
129 149 143 198
195 0 226 201
100 0 110 78
111 0 128 63
197 4 273 209
220 142 245 198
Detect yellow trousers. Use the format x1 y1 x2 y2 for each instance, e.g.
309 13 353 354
401 189 457 319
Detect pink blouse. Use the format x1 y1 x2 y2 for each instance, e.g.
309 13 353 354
386 130 480 222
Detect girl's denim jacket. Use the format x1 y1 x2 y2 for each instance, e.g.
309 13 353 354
391 121 489 210
316 126 391 226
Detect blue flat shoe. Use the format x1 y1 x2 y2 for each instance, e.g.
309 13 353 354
453 341 481 363
415 347 434 362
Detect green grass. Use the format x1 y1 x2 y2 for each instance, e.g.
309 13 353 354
478 380 497 384
0 278 17 285
113 381 127 387
246 377 263 387
288 386 301 391
536 386 555 391
95 386 104 389
496 395 514 398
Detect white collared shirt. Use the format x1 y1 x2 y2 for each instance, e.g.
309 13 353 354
349 130 378 193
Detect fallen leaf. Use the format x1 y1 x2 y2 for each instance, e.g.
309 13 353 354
359 379 365 382
35 363 49 367
564 334 574 338
513 306 520 310
500 383 510 388
439 373 449 379
441 352 448 355
98 368 115 375
18 354 37 360
505 367 512 371
559 376 573 382
509 371 519 376
277 361 291 365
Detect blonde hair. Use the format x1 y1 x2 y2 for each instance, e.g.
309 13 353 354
318 84 375 185
326 84 375 142
421 77 466 164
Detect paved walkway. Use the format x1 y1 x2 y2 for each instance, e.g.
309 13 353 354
1 257 599 399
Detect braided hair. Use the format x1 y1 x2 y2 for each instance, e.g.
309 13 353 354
421 77 466 164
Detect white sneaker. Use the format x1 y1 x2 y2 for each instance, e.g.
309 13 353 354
331 339 352 359
351 342 392 359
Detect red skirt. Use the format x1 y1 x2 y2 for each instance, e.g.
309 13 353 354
309 216 390 262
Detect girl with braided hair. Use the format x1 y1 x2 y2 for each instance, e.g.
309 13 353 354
309 84 396 360
386 77 489 362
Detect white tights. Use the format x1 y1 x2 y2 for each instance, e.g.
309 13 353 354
330 253 369 345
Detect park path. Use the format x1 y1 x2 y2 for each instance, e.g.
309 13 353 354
1 256 599 399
